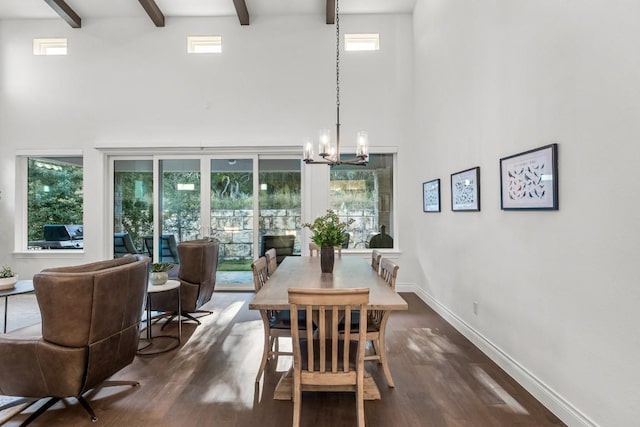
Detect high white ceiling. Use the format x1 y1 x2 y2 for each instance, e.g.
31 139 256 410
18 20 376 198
0 0 416 21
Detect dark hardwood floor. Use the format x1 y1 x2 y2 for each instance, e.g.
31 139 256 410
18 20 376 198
0 292 564 426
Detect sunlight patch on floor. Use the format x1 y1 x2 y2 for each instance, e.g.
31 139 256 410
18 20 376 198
472 365 529 415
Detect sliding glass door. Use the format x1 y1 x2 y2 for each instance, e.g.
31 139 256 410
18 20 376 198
258 159 302 260
112 155 301 288
210 158 254 285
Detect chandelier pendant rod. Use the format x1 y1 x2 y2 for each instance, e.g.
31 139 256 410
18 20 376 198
303 0 367 166
335 0 341 164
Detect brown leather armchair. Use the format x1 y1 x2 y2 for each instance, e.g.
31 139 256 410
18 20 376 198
150 238 219 324
0 255 150 424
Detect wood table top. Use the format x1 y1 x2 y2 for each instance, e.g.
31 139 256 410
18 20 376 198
249 256 407 311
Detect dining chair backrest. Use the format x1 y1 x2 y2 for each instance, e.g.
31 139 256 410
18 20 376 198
371 249 382 273
251 257 269 292
288 287 370 427
309 242 319 256
379 258 399 290
264 248 278 277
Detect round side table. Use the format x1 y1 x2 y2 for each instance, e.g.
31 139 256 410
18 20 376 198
137 279 182 356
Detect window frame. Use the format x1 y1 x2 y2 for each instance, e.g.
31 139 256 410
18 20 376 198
14 150 85 256
327 150 398 252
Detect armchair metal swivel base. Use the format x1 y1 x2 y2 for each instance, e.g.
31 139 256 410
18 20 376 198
0 381 139 425
160 309 213 329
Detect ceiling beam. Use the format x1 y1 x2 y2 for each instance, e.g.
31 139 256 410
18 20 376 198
233 0 250 26
138 0 165 27
43 0 81 28
326 0 335 25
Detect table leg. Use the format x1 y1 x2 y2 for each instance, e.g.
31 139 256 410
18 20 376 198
177 286 181 343
3 296 8 334
146 297 152 341
137 285 180 356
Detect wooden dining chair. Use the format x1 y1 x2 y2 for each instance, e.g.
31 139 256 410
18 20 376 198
308 242 319 256
264 248 278 277
252 257 290 383
342 257 399 388
309 241 343 257
368 258 399 387
252 257 310 384
371 249 382 273
289 288 370 427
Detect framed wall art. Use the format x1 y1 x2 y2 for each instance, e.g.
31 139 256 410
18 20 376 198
500 143 558 210
451 167 480 211
423 179 440 212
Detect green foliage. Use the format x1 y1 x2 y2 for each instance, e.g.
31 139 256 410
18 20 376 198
115 171 153 250
151 263 174 272
211 192 252 210
303 210 354 248
259 192 301 209
0 266 14 278
27 159 83 242
162 171 201 241
259 172 301 209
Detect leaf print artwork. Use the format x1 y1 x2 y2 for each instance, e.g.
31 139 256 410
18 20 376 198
507 163 546 200
500 144 558 210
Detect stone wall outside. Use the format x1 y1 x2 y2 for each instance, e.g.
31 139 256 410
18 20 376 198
212 208 378 262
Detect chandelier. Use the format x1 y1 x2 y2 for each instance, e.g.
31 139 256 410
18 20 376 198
303 0 368 166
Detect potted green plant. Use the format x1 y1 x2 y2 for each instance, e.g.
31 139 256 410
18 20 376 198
0 266 18 291
150 262 173 285
303 210 354 273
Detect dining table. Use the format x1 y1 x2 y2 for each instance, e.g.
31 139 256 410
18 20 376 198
249 255 408 400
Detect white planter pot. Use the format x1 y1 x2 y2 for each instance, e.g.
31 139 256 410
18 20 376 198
0 275 18 291
149 272 168 286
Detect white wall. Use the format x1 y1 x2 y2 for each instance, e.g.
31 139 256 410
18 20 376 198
0 14 413 275
411 1 640 426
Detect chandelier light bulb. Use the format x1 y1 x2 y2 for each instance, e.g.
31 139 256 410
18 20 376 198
356 131 368 158
318 128 331 157
304 140 314 161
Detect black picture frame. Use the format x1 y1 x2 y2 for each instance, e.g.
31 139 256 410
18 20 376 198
500 143 558 210
451 167 480 211
423 179 440 212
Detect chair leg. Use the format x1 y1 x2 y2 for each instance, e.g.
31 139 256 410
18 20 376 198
181 312 202 324
272 336 279 359
371 338 381 363
292 374 301 427
193 309 213 316
356 377 365 427
8 381 139 426
76 396 97 422
78 380 139 422
160 309 213 330
101 380 140 388
377 334 395 388
256 325 271 383
0 397 39 426
20 397 60 426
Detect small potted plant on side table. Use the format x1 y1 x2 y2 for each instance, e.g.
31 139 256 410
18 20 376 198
303 210 354 274
150 263 174 286
0 266 18 291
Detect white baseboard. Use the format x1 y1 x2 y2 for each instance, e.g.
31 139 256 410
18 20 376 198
396 283 597 427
